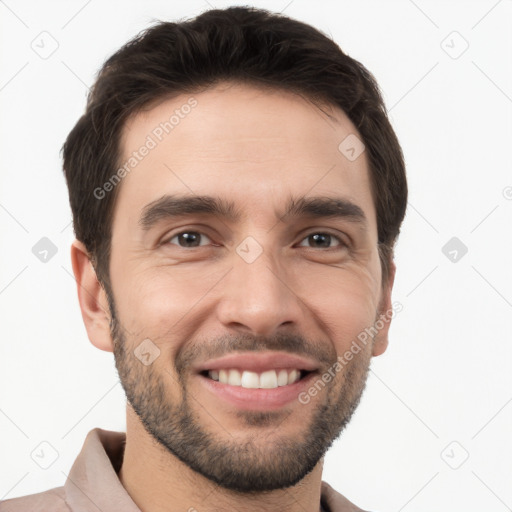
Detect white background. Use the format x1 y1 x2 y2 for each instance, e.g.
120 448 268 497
1 1 511 511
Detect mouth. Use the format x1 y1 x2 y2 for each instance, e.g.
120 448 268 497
194 352 321 411
200 368 312 389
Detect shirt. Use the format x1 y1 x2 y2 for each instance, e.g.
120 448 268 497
0 428 368 511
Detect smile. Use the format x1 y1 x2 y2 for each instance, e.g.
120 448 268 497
204 368 307 389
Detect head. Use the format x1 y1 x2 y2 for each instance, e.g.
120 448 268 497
65 6 407 493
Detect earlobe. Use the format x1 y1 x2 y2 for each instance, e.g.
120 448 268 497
372 259 397 357
70 240 114 352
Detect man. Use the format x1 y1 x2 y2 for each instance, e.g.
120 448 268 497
0 6 407 512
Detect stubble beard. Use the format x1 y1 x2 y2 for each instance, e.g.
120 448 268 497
109 299 373 493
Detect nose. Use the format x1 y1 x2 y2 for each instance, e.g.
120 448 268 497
216 241 304 337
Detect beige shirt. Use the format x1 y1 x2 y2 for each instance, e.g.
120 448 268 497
0 428 367 511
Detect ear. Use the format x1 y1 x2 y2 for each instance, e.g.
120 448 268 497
372 258 397 357
70 240 114 352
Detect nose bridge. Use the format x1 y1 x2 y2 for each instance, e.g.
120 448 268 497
216 233 302 335
237 237 281 292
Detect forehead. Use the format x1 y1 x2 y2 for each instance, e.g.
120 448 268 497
114 82 376 231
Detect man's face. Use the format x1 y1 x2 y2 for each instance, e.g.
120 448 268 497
106 82 392 492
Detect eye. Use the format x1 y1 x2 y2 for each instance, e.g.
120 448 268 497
166 231 212 248
163 230 347 250
297 232 346 250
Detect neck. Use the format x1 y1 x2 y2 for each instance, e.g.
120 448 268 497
118 404 324 512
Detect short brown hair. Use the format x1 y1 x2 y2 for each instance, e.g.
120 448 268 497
62 6 407 292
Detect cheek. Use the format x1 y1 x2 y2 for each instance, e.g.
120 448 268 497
301 258 381 352
111 264 224 345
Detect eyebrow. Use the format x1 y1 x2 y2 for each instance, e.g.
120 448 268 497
139 194 368 231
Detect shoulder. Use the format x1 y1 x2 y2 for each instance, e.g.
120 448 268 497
0 486 70 512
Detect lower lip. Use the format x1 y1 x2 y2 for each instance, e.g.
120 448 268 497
198 372 317 411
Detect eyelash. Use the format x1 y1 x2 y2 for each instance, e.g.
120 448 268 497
163 230 348 250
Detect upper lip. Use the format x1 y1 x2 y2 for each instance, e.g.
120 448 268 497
194 352 320 374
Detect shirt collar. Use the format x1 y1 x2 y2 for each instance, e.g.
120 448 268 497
64 428 140 511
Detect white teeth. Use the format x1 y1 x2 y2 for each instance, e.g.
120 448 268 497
288 369 300 384
260 370 278 389
277 369 288 386
227 369 242 386
206 369 303 388
241 371 260 389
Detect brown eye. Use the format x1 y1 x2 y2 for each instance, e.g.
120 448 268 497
298 232 345 249
167 231 212 248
